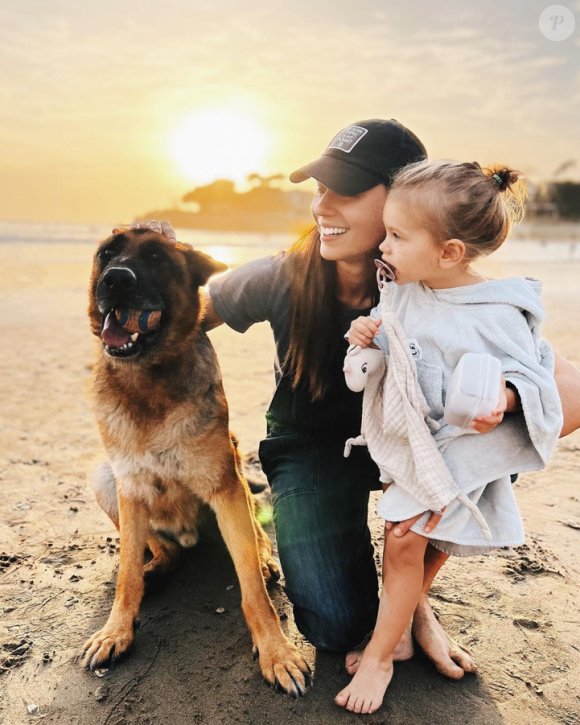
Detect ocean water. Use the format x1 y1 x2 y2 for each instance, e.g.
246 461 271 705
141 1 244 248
0 221 293 268
0 220 579 267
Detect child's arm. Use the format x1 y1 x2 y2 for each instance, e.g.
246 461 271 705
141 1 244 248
471 375 509 434
469 300 562 465
472 377 523 434
347 316 382 349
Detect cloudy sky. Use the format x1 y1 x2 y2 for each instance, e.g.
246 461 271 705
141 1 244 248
1 0 578 223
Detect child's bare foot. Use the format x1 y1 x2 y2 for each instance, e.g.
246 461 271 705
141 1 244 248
335 655 394 714
345 625 413 675
412 595 477 679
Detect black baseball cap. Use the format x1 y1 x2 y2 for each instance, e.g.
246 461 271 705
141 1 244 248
289 119 427 196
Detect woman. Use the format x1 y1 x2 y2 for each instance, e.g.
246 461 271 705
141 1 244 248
134 119 580 680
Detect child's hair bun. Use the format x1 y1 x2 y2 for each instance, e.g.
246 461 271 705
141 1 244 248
484 165 527 225
485 165 522 193
389 158 528 260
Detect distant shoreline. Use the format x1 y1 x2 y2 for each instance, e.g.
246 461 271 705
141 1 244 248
134 210 313 235
134 216 580 241
1 219 579 246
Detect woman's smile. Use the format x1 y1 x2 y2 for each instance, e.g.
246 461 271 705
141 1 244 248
319 225 350 241
311 184 388 262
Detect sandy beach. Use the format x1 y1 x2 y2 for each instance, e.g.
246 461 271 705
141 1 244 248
1 235 579 725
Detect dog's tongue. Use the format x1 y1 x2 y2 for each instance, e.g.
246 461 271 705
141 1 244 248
101 311 130 347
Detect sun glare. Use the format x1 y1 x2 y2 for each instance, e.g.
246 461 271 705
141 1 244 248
170 109 270 186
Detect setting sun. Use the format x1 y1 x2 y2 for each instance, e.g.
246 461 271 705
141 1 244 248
169 108 271 186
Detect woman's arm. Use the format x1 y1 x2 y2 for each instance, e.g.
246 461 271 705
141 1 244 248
555 353 580 438
200 291 224 332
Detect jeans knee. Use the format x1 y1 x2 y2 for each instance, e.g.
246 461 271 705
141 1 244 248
294 607 375 653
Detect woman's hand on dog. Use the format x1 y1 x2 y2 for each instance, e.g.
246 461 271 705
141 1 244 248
112 220 177 243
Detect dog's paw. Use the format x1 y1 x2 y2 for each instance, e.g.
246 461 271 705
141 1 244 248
255 638 312 698
260 555 281 585
79 618 137 670
143 552 180 580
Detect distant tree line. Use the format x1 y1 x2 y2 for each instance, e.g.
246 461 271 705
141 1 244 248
547 182 580 220
181 174 312 216
527 181 580 221
136 174 314 233
137 174 580 231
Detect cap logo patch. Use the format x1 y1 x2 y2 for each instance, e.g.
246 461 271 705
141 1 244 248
328 125 368 153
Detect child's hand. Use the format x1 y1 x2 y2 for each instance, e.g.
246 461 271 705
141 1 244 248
471 376 508 433
347 316 382 348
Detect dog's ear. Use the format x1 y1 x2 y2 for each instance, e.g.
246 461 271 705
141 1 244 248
184 248 228 288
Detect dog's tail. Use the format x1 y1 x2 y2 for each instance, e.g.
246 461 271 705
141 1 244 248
90 461 120 529
230 434 267 495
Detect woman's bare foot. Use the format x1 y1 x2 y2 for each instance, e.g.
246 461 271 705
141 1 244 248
412 595 477 679
345 639 369 676
393 622 414 660
336 655 394 714
345 624 413 675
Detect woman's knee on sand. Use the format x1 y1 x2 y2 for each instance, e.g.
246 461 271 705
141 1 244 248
294 601 377 653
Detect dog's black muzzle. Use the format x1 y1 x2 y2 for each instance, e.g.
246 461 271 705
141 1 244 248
96 264 167 360
96 265 165 314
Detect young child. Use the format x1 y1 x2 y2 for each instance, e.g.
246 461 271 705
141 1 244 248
336 160 563 714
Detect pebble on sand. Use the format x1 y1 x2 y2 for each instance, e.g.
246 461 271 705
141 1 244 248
95 684 109 702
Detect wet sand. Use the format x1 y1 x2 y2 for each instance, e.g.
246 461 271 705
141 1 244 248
0 241 579 725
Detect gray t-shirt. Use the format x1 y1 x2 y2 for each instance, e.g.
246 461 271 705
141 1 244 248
208 253 370 435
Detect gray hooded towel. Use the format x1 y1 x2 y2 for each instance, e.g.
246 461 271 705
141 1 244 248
344 283 493 540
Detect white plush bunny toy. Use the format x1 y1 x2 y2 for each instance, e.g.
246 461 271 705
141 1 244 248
343 344 387 393
343 344 387 456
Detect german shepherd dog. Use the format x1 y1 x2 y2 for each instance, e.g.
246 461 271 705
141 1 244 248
82 228 311 697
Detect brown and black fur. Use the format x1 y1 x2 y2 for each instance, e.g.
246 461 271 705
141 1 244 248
81 228 310 697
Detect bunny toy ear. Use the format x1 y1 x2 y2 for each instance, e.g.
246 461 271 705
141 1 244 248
347 344 362 355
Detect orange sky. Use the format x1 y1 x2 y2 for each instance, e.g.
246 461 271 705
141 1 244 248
1 0 578 223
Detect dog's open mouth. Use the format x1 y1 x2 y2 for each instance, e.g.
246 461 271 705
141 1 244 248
100 307 163 358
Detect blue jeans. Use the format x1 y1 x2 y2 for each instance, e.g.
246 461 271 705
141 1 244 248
258 420 381 652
